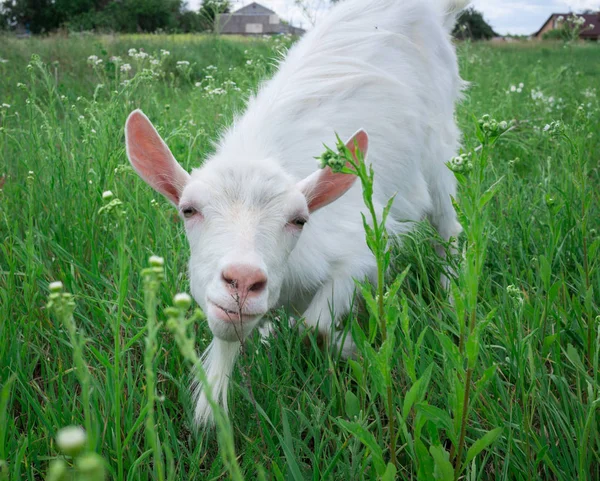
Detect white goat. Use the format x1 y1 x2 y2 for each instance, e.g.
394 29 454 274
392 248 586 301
125 0 467 426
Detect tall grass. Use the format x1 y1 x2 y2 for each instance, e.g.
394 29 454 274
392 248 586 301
0 35 599 480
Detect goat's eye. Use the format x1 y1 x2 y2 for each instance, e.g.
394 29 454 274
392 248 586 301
290 217 307 228
182 206 197 219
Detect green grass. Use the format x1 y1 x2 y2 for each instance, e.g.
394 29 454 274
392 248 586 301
1 34 599 480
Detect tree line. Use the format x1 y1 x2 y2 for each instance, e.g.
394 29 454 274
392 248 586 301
0 0 496 39
0 0 231 34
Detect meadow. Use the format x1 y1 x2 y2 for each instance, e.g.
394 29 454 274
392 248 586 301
0 33 599 480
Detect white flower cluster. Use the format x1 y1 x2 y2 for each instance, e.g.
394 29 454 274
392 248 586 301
120 63 132 72
0 58 8 64
160 49 170 56
206 87 226 96
582 87 597 99
543 120 564 137
531 88 564 113
87 55 102 66
448 153 472 173
110 55 122 64
176 60 190 66
567 14 586 27
507 82 524 94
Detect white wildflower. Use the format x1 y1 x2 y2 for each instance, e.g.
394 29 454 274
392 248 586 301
56 426 87 457
176 60 190 66
49 281 63 292
160 49 170 56
128 48 137 57
102 190 114 200
120 63 132 72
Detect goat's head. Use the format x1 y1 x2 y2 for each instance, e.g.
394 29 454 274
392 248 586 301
125 110 368 342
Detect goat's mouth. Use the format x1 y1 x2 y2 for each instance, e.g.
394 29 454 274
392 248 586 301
208 300 264 324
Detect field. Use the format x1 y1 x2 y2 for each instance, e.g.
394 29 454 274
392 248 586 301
1 33 599 480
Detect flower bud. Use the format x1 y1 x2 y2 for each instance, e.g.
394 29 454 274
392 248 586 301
174 293 192 309
148 256 164 267
74 453 106 481
45 459 68 481
49 281 64 293
56 425 86 457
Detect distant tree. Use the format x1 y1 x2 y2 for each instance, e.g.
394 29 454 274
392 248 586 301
199 0 230 32
2 0 183 33
453 7 497 40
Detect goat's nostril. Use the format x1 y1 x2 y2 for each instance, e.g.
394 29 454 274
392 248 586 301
222 272 237 288
221 264 267 296
249 280 266 292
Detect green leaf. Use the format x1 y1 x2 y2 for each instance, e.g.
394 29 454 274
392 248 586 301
429 445 454 481
280 409 305 481
435 331 461 370
539 255 551 288
337 419 386 476
386 267 410 303
347 359 364 385
403 364 434 419
464 427 503 465
380 462 397 481
475 364 497 391
466 330 480 370
478 176 504 210
345 390 361 419
382 194 397 225
565 343 586 374
416 404 457 445
542 334 558 357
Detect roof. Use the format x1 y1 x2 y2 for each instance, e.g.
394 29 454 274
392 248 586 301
233 2 276 16
534 12 600 37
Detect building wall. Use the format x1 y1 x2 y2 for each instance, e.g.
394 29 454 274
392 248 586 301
535 16 556 38
217 13 282 34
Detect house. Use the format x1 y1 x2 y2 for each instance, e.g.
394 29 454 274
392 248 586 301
216 2 305 36
534 12 600 40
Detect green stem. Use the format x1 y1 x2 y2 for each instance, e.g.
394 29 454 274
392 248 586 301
453 367 473 480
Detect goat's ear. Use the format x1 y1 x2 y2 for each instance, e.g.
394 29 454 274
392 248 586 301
298 130 368 213
125 109 190 205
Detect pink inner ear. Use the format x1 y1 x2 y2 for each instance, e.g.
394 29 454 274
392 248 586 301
300 129 369 213
125 110 190 205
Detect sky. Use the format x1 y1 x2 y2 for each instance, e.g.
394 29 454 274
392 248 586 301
188 0 600 36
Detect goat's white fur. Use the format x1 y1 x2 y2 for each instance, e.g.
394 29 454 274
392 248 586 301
126 0 468 426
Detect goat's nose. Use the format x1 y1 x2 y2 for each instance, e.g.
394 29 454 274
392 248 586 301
221 264 268 298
